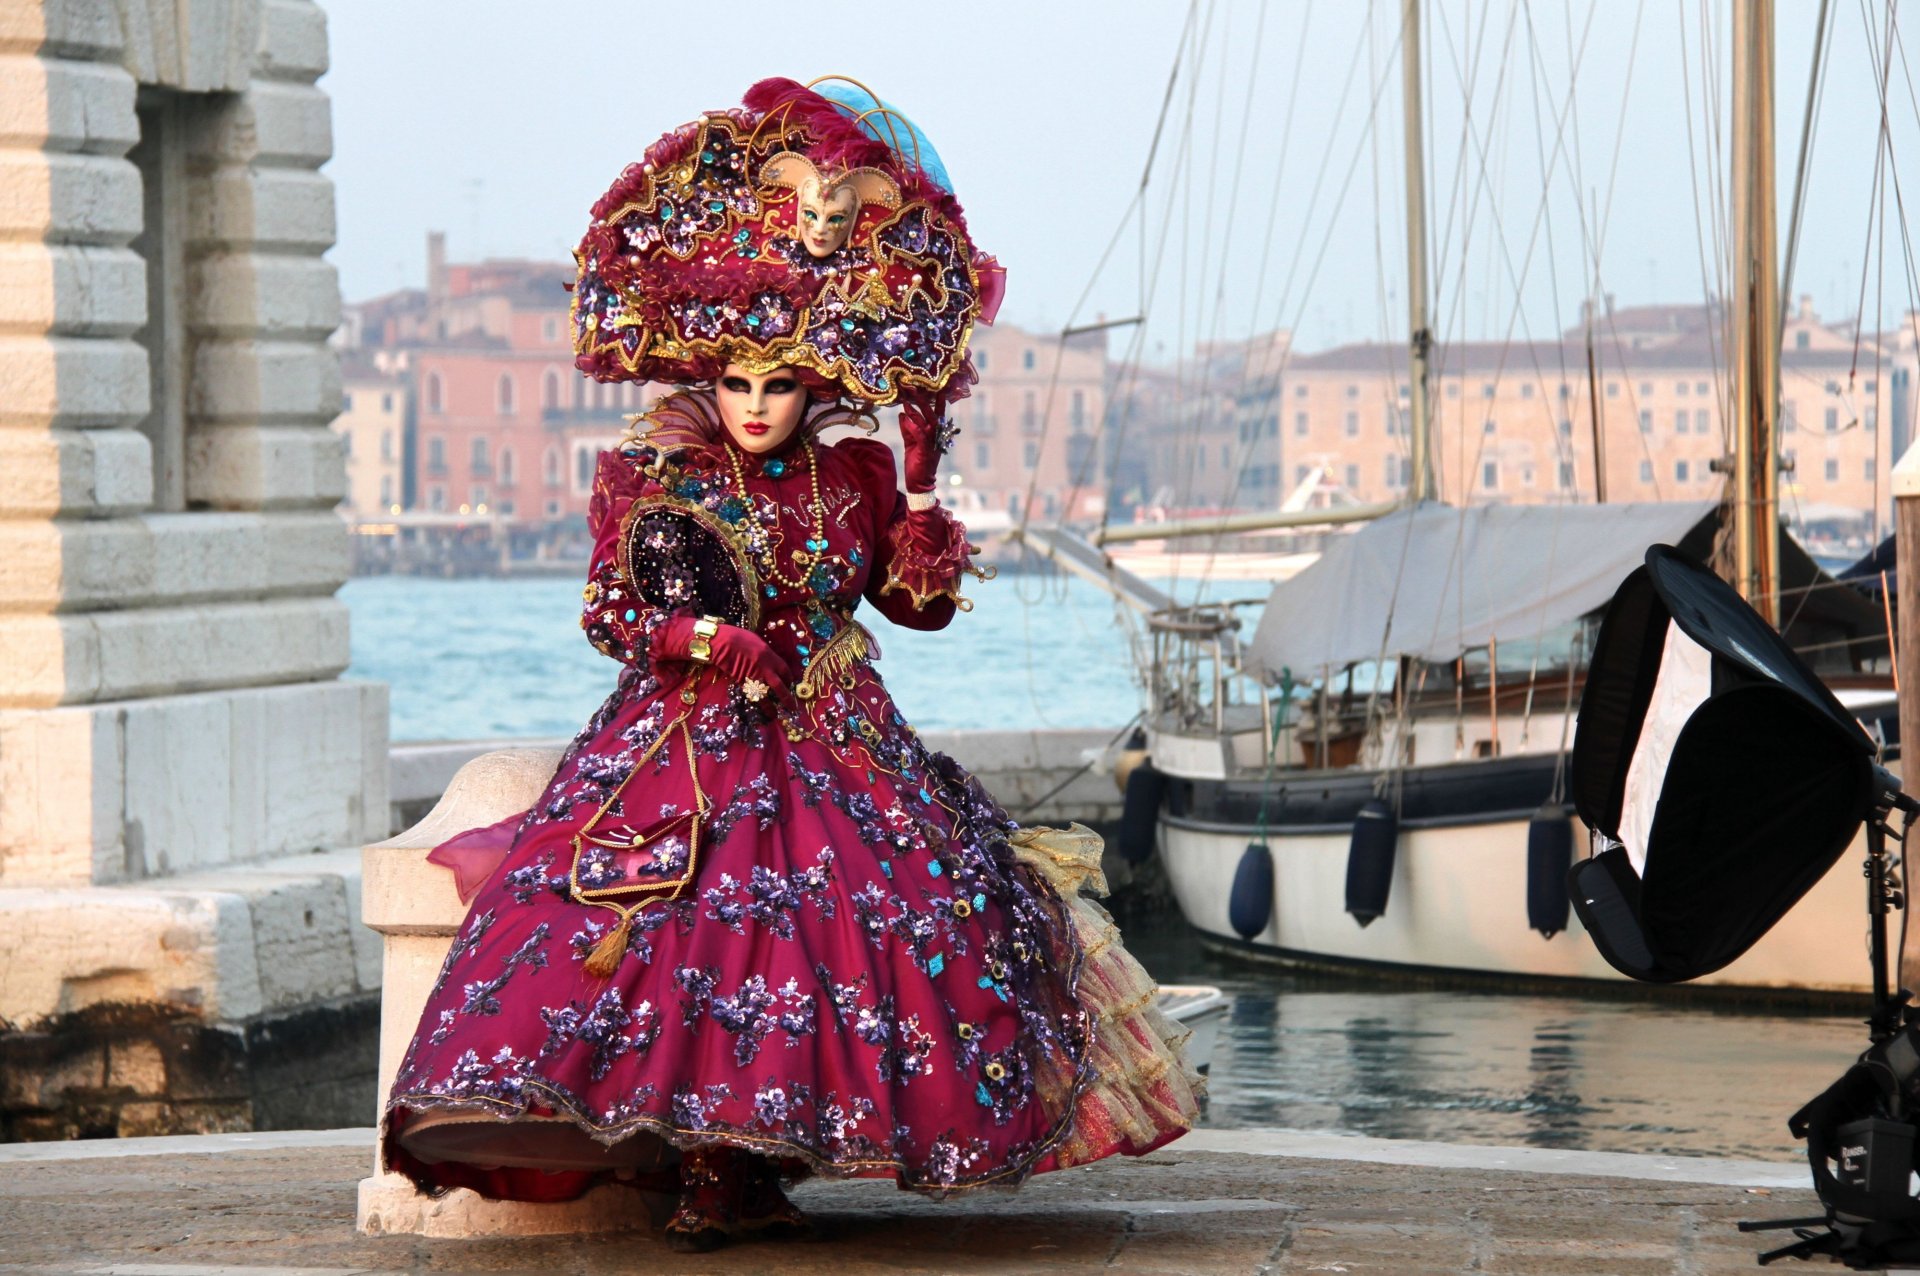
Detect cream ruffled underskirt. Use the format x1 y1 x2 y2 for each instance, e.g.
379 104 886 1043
1009 824 1205 1167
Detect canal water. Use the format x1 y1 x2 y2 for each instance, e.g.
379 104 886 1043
343 572 1865 1163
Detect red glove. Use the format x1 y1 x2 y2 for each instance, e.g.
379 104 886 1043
655 616 796 702
899 403 944 495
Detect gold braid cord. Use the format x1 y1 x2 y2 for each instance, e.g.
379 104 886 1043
571 707 709 978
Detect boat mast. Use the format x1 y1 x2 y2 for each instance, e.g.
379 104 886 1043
1730 0 1781 625
1402 0 1434 504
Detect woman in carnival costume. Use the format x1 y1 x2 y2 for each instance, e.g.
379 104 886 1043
381 77 1201 1253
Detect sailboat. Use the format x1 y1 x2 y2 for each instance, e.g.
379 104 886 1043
1024 0 1899 995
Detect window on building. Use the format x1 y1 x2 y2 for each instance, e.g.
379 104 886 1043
1070 389 1085 429
427 436 446 472
1559 461 1574 488
426 372 444 414
1294 383 1307 397
975 442 990 469
1022 349 1035 370
1482 383 1495 398
1638 409 1652 432
1520 383 1535 399
543 316 560 343
341 428 352 458
1195 448 1206 473
1639 382 1653 396
543 370 561 411
1345 384 1359 399
544 446 562 487
428 485 446 511
471 485 488 508
1639 460 1653 482
1221 444 1231 468
1826 407 1839 432
471 437 489 472
546 499 561 517
381 392 393 411
1825 457 1839 481
380 430 393 461
1796 330 1810 350
1696 381 1709 394
1677 382 1689 397
976 351 988 372
1294 411 1308 436
1483 418 1496 435
1695 409 1709 433
1866 457 1877 482
343 391 353 412
1021 391 1037 434
1522 465 1535 486
379 475 393 507
500 447 516 486
576 448 594 488
497 374 515 415
1345 411 1358 437
1295 464 1310 485
1675 410 1687 434
1266 415 1279 438
1446 382 1460 398
1558 383 1571 399
1481 461 1499 490
1022 441 1038 467
1608 382 1620 398
1385 455 1401 487
1558 418 1573 436
1675 459 1689 482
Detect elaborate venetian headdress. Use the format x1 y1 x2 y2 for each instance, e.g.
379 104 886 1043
570 77 1005 423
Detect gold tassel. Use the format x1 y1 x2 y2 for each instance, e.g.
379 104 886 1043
583 914 632 978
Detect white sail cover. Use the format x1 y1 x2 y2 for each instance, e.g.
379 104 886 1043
1242 500 1715 677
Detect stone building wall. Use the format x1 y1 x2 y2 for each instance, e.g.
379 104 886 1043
0 0 388 1140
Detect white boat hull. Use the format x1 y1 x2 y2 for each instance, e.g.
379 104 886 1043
1161 812 1875 995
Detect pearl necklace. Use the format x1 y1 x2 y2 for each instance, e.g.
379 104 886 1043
726 441 830 592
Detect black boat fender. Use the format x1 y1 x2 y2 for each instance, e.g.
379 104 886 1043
1118 761 1166 865
1345 797 1398 927
1229 841 1275 939
1526 802 1574 938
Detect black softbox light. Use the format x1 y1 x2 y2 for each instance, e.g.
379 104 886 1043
1569 545 1879 983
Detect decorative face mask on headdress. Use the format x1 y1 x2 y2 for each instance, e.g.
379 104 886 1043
760 154 901 258
570 77 1007 419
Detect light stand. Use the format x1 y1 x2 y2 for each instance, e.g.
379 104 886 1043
1737 775 1920 1268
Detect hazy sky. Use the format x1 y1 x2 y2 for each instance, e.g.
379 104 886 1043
321 1 1920 360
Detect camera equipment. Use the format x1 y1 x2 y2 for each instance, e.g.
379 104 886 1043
1571 545 1918 1268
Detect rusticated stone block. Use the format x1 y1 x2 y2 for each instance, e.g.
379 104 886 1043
0 53 137 154
0 243 147 339
0 428 151 518
188 253 340 339
188 165 333 254
253 0 328 84
0 333 147 429
0 150 141 246
189 337 341 424
185 424 347 509
197 78 330 166
0 1 125 62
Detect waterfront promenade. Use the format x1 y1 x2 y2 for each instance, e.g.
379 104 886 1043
0 1126 1819 1274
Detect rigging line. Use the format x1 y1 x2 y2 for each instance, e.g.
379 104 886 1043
1015 1 1205 551
1849 0 1897 386
1586 0 1650 262
1780 0 1836 342
1521 7 1583 485
1207 14 1407 542
1158 3 1272 605
1879 15 1920 382
1170 9 1394 550
1673 0 1732 452
1426 0 1501 337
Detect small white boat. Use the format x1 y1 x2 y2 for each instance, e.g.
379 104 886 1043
1155 984 1228 1073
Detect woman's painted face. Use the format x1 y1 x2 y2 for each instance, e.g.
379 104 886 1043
715 363 808 454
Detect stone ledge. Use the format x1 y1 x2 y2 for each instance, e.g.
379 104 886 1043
0 333 147 429
188 252 341 340
188 166 334 254
185 424 347 510
189 337 341 424
0 843 380 1026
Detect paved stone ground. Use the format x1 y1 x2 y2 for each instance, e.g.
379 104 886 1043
0 1132 1834 1275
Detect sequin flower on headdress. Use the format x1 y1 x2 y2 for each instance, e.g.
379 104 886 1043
571 77 1005 422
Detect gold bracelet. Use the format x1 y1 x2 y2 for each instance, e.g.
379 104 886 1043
689 615 721 664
